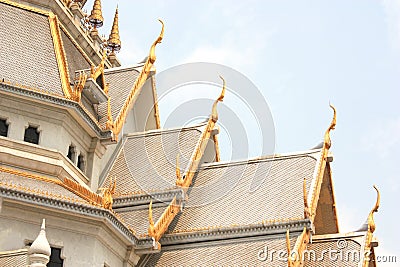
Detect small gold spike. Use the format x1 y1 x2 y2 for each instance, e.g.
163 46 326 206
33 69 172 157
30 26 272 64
211 75 226 122
324 103 337 149
89 0 104 29
303 178 310 218
286 229 293 267
368 185 380 234
149 19 164 64
148 200 155 236
175 154 182 185
107 6 121 53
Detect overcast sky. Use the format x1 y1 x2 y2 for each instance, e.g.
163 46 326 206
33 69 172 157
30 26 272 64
86 0 399 265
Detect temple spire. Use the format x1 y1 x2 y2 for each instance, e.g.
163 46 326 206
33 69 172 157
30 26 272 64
107 6 121 54
88 0 104 30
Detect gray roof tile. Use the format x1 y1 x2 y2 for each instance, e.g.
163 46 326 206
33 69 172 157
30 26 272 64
0 250 27 267
0 3 63 96
147 233 299 266
304 233 366 267
97 67 141 125
117 205 167 237
168 150 321 233
60 29 91 84
104 125 203 195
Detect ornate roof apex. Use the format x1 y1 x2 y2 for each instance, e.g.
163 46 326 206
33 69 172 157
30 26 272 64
107 6 121 53
89 0 103 28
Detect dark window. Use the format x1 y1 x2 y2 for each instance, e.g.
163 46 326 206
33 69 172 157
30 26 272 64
96 74 104 90
0 119 8 137
77 154 85 172
48 247 63 267
24 126 39 144
67 145 76 162
27 243 63 267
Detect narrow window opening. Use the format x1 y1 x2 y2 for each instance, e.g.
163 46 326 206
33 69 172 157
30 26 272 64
67 145 76 163
77 154 85 172
24 126 39 144
48 247 64 267
0 119 8 137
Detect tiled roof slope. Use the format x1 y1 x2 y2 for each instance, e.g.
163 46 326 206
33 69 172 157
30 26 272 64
0 249 27 267
147 233 299 266
98 67 141 126
168 150 321 233
0 168 92 205
0 2 63 96
104 124 204 195
117 205 167 237
60 29 91 84
304 232 367 267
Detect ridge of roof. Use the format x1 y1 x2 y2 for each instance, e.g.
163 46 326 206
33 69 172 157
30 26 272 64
123 122 208 139
112 188 184 208
104 64 144 74
161 218 312 246
312 231 367 241
198 148 322 169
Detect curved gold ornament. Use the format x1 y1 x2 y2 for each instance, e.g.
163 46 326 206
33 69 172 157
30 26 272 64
324 103 337 149
149 19 164 64
211 75 226 122
368 185 380 234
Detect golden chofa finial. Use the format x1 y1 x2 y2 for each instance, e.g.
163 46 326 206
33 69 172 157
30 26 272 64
211 75 226 122
149 19 165 64
368 185 380 234
323 103 337 149
89 0 104 30
107 6 121 53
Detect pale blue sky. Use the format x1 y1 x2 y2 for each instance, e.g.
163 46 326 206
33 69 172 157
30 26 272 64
87 0 399 265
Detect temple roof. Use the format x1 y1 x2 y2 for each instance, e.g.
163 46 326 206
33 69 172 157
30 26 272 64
117 205 167 237
0 249 27 267
102 124 205 195
0 167 94 205
146 232 299 266
0 2 63 96
167 149 321 233
304 232 369 267
98 66 141 126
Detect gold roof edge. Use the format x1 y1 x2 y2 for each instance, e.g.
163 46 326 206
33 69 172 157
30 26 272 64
48 13 74 100
309 104 337 222
110 19 165 140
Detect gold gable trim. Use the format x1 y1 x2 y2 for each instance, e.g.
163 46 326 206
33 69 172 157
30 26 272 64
148 196 180 241
48 13 74 100
310 104 337 221
176 76 225 188
0 167 103 206
109 20 164 139
0 0 49 16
